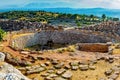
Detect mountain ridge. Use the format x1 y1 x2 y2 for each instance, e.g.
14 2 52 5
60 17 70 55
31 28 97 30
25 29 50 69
0 8 120 18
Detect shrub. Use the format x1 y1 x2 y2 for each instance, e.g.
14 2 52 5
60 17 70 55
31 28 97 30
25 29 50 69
0 28 6 41
66 46 76 52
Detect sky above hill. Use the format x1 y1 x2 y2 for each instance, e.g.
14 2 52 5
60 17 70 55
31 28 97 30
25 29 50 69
0 0 120 9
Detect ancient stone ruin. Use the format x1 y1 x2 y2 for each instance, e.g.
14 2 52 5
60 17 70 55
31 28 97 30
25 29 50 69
10 29 119 50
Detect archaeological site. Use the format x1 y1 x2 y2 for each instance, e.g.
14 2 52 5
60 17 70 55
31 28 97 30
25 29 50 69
0 3 120 79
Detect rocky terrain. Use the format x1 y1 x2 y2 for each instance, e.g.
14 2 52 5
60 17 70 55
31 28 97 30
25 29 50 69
81 21 120 37
0 52 30 80
0 21 120 80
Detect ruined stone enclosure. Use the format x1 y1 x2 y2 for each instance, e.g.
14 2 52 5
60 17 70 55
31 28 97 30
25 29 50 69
10 29 120 51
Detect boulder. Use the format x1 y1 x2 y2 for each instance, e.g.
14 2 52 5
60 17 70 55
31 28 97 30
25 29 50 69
0 62 30 80
0 73 29 80
62 71 72 79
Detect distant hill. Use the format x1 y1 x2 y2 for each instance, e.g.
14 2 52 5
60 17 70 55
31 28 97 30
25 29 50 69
41 8 120 18
0 8 120 18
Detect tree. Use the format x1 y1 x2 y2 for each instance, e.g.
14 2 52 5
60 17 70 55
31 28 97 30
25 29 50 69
102 14 106 21
113 18 119 21
90 14 94 18
90 14 94 21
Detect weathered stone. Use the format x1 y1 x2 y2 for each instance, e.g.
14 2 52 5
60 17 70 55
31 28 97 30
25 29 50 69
49 67 55 70
31 56 38 61
111 66 120 71
56 69 66 75
114 71 120 75
20 51 30 55
108 73 119 80
89 65 96 70
47 70 55 73
105 69 113 76
40 63 46 67
0 73 29 80
79 65 89 71
109 60 114 63
62 71 72 79
51 59 59 65
90 59 97 64
79 61 89 65
0 62 30 80
70 61 79 66
44 76 52 80
18 67 26 71
49 74 58 78
0 52 5 62
54 77 67 80
106 42 113 46
19 60 32 67
41 73 50 77
71 66 79 70
26 67 45 74
109 56 114 60
64 65 71 69
54 62 64 69
45 62 50 66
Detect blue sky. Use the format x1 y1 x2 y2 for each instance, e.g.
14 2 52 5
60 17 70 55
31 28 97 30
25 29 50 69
0 0 120 9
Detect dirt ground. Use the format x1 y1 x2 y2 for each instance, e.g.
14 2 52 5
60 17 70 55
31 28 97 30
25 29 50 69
1 33 120 80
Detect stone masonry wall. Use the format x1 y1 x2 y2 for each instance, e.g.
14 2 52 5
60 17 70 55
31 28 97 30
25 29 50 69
10 30 119 50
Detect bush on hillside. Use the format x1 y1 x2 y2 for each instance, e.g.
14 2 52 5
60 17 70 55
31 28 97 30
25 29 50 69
0 28 6 41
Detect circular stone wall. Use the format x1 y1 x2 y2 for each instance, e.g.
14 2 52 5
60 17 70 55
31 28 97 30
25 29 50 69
10 30 118 50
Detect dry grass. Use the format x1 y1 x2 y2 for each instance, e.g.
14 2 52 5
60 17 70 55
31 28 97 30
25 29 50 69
112 49 120 54
12 33 34 39
56 45 76 53
109 43 120 54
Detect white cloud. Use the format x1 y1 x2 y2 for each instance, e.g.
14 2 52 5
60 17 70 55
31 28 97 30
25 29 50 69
0 0 120 9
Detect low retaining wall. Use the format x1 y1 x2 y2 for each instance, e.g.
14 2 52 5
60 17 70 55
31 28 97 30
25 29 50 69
76 43 108 52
